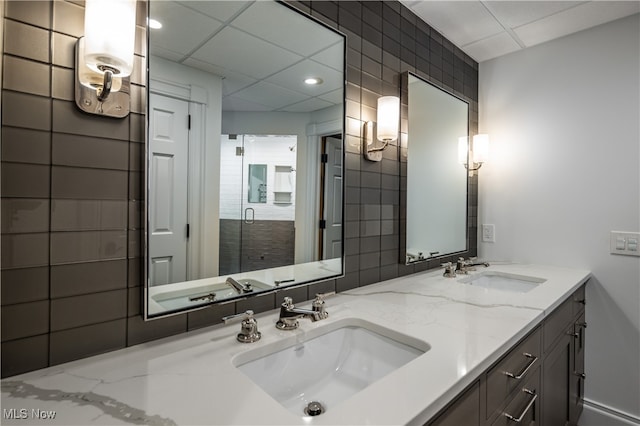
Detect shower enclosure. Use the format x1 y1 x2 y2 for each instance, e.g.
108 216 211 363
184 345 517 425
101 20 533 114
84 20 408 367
219 134 297 275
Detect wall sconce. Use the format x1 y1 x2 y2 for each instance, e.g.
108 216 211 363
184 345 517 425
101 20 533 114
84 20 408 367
74 0 136 118
364 96 400 162
459 134 490 176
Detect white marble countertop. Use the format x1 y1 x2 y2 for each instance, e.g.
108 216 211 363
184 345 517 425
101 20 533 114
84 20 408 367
1 263 591 426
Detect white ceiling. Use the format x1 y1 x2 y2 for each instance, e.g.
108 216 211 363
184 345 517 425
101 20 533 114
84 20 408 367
149 1 343 113
400 1 640 62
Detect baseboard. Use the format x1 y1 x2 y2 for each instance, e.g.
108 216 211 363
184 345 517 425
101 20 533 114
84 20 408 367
579 399 640 426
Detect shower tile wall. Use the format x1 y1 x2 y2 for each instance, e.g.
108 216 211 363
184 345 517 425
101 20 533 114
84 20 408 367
219 219 295 275
0 0 478 378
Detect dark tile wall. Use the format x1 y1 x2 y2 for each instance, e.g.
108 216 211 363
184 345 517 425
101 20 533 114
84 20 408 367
0 0 478 378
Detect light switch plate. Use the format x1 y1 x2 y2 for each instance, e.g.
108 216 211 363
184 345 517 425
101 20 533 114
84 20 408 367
610 231 640 256
482 224 495 243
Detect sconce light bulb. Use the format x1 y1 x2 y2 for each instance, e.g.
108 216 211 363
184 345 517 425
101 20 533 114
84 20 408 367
77 37 123 93
472 134 490 164
376 96 400 142
83 0 136 77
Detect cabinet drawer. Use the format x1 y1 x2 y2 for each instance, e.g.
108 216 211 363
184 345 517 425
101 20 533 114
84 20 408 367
486 327 541 419
491 367 540 426
543 297 573 353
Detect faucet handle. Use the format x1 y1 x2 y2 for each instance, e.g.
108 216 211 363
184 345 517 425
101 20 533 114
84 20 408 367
222 310 262 343
282 296 295 308
314 291 335 301
441 262 457 278
312 292 334 319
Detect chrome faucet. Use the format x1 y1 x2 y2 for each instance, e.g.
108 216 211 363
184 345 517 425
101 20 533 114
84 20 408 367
456 257 490 274
276 294 332 330
226 277 253 294
222 310 261 343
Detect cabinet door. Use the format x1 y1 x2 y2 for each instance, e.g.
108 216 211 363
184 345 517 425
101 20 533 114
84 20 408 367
542 328 571 426
429 381 480 426
570 313 586 424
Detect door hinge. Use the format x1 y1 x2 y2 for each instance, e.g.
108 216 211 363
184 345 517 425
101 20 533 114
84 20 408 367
319 219 326 229
236 147 244 156
188 115 191 130
321 153 328 163
186 223 190 239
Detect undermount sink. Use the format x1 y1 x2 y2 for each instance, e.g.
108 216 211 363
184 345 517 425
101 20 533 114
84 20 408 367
233 318 430 417
152 279 271 310
457 271 546 293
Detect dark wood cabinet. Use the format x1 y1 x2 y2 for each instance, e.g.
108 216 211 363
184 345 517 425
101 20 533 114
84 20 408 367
542 329 571 425
426 284 586 426
430 381 480 426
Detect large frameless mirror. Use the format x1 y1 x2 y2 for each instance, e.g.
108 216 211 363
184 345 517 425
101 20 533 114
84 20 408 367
144 0 345 318
402 72 468 264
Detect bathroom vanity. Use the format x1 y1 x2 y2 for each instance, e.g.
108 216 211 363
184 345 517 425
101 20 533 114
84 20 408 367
0 263 590 425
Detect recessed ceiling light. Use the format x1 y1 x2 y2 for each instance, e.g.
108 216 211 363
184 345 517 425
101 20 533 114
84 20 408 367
148 18 162 29
304 77 323 85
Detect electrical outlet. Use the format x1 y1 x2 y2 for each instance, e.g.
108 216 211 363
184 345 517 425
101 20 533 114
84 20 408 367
482 224 495 243
610 231 640 256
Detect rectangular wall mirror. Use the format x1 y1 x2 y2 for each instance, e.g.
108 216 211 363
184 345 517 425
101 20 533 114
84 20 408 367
402 72 469 264
145 0 345 318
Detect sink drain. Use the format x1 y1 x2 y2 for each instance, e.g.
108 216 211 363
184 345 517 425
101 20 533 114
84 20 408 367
304 401 325 416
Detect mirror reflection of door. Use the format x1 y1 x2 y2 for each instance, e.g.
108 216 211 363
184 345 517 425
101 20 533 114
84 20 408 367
219 135 297 275
320 135 343 259
148 93 190 286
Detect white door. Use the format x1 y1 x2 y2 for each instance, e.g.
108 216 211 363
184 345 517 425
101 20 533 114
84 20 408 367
323 136 343 259
148 93 190 285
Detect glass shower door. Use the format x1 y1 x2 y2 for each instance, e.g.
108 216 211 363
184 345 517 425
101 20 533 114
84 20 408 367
219 134 297 275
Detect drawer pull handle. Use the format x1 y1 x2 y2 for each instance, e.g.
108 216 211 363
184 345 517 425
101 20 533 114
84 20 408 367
575 299 586 305
568 331 579 338
504 353 538 380
504 388 538 423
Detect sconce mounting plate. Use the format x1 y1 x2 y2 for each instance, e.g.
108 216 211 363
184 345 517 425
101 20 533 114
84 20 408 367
363 121 383 162
74 38 130 119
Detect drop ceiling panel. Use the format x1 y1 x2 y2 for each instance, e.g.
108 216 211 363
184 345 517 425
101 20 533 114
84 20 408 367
219 73 257 97
463 31 522 62
223 96 272 112
266 59 342 97
181 57 227 79
409 1 504 47
318 89 344 106
281 97 334 113
149 1 346 113
191 26 303 80
230 1 342 56
232 81 308 110
312 42 345 72
401 0 640 62
149 1 223 58
177 0 251 22
484 1 582 29
515 1 640 47
149 46 187 64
